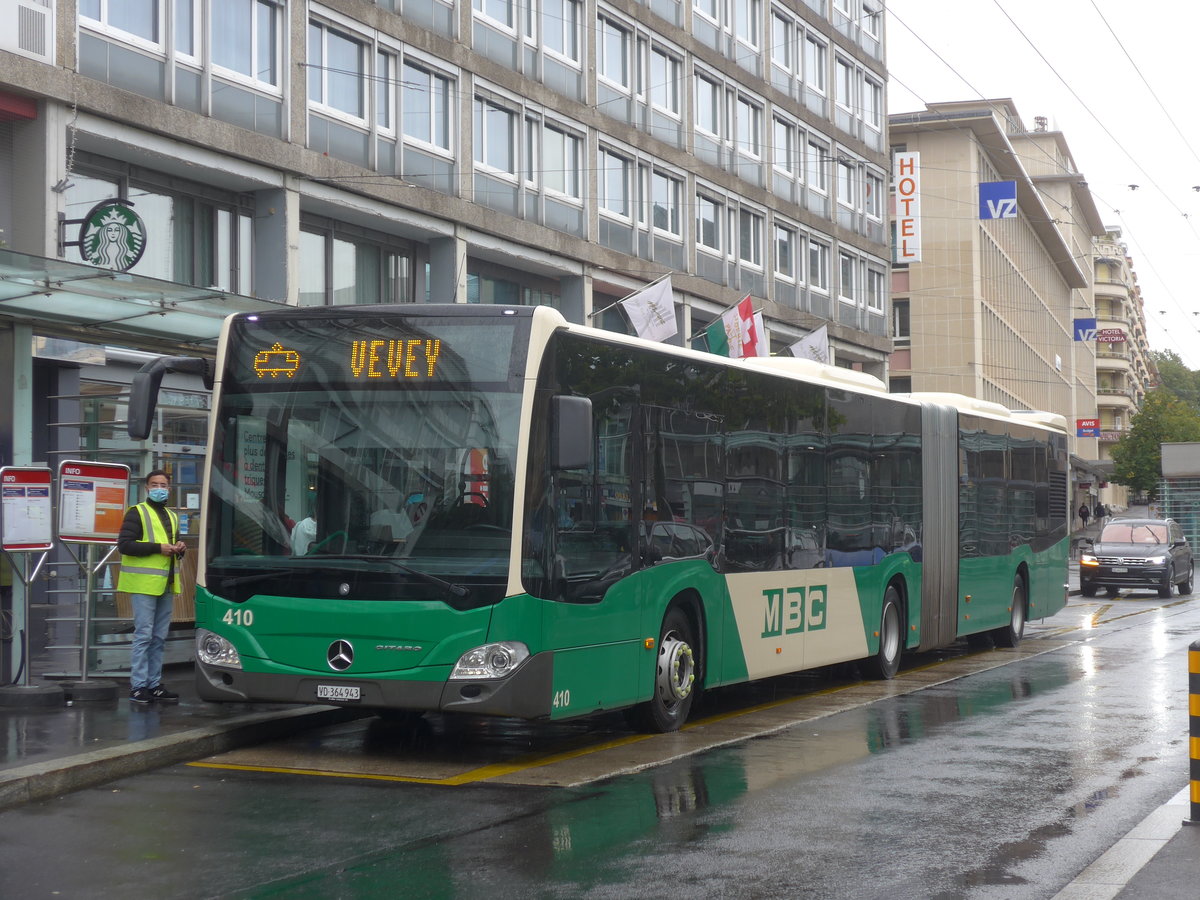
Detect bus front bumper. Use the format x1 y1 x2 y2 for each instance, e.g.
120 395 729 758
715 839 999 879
196 651 555 720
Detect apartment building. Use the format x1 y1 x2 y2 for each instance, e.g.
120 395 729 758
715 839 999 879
887 99 1108 504
1092 228 1156 511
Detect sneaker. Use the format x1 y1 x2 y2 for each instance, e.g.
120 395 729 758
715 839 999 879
148 685 180 703
130 688 152 704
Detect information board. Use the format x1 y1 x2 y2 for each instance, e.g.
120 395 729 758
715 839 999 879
1 466 54 551
57 460 131 543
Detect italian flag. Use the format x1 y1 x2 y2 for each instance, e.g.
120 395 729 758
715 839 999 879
706 295 766 358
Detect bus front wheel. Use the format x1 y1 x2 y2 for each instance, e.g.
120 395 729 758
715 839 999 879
862 586 902 680
626 607 699 733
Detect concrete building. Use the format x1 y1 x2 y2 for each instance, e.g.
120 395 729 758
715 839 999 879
887 99 1108 510
1092 228 1157 512
0 0 890 681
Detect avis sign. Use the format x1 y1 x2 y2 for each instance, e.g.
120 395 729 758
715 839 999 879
893 152 921 263
979 181 1018 219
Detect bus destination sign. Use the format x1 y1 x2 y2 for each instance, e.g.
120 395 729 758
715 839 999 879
252 339 443 381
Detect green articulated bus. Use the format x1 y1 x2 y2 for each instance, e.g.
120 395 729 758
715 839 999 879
128 304 1070 732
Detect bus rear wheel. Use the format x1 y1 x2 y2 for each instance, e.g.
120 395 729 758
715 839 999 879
626 607 699 733
862 586 902 680
992 575 1026 648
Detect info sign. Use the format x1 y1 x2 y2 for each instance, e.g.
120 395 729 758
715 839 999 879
57 460 131 544
1 466 54 552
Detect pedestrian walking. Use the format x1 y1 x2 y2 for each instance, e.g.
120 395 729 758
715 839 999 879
117 469 185 704
1078 503 1091 530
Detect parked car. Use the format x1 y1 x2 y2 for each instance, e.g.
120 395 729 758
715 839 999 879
1079 517 1194 598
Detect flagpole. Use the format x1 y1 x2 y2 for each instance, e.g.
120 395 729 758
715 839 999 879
587 272 673 319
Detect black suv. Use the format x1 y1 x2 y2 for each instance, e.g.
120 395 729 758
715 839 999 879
1079 517 1194 598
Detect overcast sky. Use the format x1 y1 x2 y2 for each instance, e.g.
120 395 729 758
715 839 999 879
885 0 1200 371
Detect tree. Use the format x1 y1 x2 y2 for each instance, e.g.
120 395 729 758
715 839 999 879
1150 350 1200 412
1109 389 1200 500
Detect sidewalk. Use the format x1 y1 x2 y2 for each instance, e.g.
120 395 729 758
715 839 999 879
0 667 360 811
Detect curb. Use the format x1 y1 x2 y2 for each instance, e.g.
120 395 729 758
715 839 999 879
0 705 363 812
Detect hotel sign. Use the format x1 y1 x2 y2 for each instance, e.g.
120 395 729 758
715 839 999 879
893 152 921 263
1097 329 1127 343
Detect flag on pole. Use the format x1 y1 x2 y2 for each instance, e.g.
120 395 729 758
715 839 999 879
751 311 768 357
705 295 761 358
620 276 678 342
788 324 830 363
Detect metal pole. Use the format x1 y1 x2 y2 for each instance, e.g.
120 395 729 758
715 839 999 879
78 543 95 682
1190 638 1200 824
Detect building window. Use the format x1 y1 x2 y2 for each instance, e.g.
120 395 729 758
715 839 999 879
697 195 722 251
735 96 762 158
308 22 366 119
599 147 632 218
893 299 910 342
651 170 682 236
599 17 631 90
837 159 856 209
80 0 160 45
805 34 827 93
542 0 581 61
809 239 829 290
775 224 796 280
773 117 796 176
214 0 280 88
866 268 884 312
474 97 516 176
734 0 761 49
835 57 855 113
739 208 763 267
839 252 856 302
533 122 582 198
475 0 515 29
299 224 413 306
649 47 682 115
402 60 452 150
770 10 794 73
695 74 721 136
807 140 829 192
865 171 883 219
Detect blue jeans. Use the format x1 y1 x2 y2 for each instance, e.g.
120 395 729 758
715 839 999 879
130 591 174 690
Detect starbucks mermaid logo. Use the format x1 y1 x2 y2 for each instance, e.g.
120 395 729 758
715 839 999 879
78 200 147 272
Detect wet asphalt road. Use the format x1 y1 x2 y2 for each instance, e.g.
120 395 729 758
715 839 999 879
0 594 1196 899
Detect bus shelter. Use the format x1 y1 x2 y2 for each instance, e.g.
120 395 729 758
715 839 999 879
0 248 284 690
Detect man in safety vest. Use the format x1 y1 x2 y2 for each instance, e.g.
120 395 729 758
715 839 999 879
117 469 186 704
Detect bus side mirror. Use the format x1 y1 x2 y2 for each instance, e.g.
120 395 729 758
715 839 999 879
128 356 214 439
551 396 592 470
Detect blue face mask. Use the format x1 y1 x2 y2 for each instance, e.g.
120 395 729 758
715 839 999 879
148 487 169 503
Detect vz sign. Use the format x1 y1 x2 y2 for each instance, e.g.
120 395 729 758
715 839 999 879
1074 318 1098 341
979 181 1018 220
761 586 828 637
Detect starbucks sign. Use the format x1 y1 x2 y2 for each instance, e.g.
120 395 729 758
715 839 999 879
77 200 147 272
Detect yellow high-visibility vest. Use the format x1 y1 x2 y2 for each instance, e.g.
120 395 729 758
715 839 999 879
117 502 181 595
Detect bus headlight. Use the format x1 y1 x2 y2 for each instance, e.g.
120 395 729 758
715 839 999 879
449 642 529 680
196 628 242 669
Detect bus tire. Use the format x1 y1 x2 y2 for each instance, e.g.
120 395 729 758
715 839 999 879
862 585 902 680
992 574 1026 648
626 607 699 733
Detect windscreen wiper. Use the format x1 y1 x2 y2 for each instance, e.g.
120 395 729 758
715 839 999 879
321 555 471 599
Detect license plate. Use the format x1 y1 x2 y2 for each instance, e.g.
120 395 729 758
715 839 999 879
317 684 361 701
1111 566 1127 573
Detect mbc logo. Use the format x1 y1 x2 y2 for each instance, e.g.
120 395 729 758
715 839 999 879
761 586 828 638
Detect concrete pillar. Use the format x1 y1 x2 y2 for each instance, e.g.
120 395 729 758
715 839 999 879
558 274 587 325
253 186 298 303
12 99 66 256
428 233 466 303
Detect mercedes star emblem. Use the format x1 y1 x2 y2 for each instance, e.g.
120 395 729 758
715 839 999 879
327 639 354 671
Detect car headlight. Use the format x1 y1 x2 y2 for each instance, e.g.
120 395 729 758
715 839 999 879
449 642 529 680
1145 555 1167 565
196 628 242 669
1080 554 1098 566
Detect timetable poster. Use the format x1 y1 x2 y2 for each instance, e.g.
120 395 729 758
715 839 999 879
1 466 54 551
57 460 131 543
